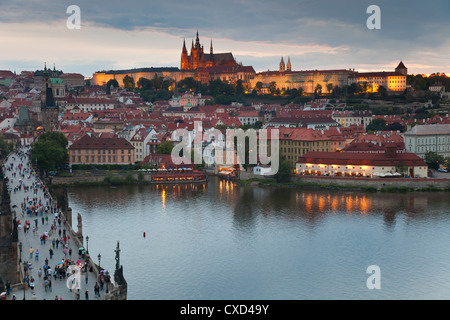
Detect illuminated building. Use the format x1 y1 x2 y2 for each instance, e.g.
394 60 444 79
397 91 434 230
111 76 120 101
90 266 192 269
180 31 237 70
348 61 408 92
296 146 428 178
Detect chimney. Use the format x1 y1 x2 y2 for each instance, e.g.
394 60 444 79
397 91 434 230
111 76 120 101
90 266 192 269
384 145 397 158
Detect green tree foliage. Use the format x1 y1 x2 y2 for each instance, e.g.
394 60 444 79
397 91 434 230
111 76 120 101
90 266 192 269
254 81 263 93
424 151 444 170
326 83 334 94
274 155 292 183
156 141 174 155
366 118 387 132
123 75 135 90
106 79 119 88
31 131 68 172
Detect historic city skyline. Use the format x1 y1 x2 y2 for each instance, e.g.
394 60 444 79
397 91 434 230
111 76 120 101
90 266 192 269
0 0 449 76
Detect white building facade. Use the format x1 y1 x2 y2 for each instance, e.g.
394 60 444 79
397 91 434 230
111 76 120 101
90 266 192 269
404 124 450 159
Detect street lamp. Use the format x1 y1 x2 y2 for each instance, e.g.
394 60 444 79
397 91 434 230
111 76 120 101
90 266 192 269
22 278 26 300
19 242 22 263
97 253 101 271
86 236 89 253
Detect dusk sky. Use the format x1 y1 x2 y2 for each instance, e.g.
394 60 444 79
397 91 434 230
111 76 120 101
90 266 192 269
0 0 449 77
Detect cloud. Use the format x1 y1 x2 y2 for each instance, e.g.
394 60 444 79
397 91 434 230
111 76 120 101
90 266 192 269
0 0 449 76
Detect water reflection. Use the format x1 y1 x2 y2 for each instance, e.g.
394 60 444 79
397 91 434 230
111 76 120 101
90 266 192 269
66 177 450 300
66 178 450 231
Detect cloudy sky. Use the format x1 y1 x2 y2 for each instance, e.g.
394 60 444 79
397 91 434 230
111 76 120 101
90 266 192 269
0 0 449 77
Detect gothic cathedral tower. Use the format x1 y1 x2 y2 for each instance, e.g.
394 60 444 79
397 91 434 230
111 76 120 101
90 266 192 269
279 57 285 72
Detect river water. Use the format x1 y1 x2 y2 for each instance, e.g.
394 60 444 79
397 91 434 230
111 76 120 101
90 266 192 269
66 177 450 300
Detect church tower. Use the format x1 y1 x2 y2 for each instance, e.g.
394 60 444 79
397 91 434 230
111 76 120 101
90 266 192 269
395 61 407 75
279 57 285 72
181 38 189 70
286 57 292 72
180 31 237 71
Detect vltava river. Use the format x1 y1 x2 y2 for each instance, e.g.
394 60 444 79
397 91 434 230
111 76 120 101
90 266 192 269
67 177 450 300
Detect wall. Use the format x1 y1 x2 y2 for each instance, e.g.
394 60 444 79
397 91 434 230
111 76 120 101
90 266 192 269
296 176 450 190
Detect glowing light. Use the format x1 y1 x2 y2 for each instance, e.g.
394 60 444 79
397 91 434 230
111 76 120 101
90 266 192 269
161 189 166 211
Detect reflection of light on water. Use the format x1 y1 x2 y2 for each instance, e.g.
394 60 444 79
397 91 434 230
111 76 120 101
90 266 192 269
305 193 313 213
359 195 369 214
346 195 353 213
318 195 325 212
161 189 166 211
331 196 338 212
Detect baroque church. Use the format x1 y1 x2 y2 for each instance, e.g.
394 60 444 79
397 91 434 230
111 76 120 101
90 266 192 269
180 31 237 70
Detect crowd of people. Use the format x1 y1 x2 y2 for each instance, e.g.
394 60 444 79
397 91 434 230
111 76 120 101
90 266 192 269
2 147 108 300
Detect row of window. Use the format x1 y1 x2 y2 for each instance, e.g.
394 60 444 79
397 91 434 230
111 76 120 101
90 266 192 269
283 148 328 154
72 155 132 163
414 137 450 144
75 149 131 154
281 140 329 147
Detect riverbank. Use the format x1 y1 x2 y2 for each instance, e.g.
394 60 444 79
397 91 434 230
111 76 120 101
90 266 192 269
52 170 207 187
239 175 450 192
53 169 450 192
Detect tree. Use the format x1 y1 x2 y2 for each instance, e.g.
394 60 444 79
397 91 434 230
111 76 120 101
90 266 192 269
378 85 388 98
31 131 68 173
178 77 202 92
386 122 405 132
314 83 322 97
326 83 333 95
254 81 263 93
268 81 277 95
395 163 408 177
331 85 340 97
235 79 244 97
274 155 291 183
424 151 444 170
137 77 153 90
366 118 387 132
156 141 174 155
106 79 119 88
123 75 135 90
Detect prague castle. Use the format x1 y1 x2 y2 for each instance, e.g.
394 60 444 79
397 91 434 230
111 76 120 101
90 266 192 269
180 31 237 70
250 58 407 94
92 31 253 87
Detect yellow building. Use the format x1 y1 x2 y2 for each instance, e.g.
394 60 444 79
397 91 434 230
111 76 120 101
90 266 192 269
68 134 135 165
92 67 192 87
275 127 332 168
249 59 408 94
348 61 408 92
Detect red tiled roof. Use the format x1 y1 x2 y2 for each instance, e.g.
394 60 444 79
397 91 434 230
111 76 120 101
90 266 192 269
69 134 133 150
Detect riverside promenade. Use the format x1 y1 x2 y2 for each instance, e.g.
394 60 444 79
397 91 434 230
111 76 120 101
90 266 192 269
3 147 102 300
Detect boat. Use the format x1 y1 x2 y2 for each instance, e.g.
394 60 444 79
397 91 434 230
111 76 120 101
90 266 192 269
149 168 208 184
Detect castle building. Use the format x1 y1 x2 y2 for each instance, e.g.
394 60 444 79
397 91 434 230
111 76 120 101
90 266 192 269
250 59 408 94
348 61 408 92
180 31 237 70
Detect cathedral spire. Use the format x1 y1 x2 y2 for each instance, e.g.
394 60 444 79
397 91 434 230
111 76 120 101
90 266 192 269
279 57 285 72
182 38 187 53
210 39 213 55
195 30 200 48
286 57 292 71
